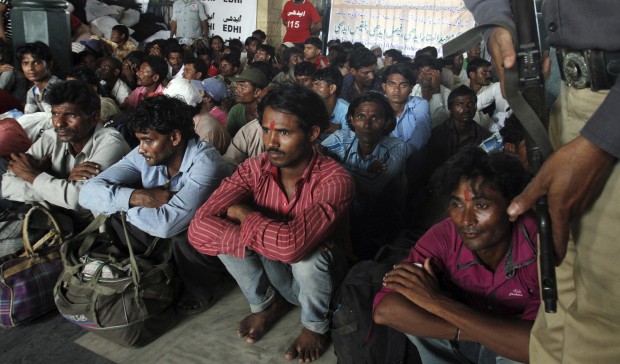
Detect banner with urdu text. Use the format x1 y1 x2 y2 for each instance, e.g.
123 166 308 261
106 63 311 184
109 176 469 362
327 0 474 56
202 0 257 42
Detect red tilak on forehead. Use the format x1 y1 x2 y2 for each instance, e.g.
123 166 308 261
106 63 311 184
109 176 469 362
464 188 472 201
269 120 275 131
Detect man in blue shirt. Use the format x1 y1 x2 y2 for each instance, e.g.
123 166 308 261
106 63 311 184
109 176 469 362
312 67 350 140
382 63 431 158
80 95 232 315
322 92 406 259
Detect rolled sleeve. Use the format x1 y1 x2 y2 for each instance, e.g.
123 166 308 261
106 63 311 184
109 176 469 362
32 172 82 210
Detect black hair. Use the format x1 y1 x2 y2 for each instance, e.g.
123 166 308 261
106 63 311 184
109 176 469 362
500 114 527 145
184 57 209 78
352 42 366 50
349 47 376 70
129 94 197 141
248 61 274 82
314 66 343 97
415 46 438 59
112 25 129 40
448 85 477 110
223 46 242 62
252 29 266 41
382 63 416 85
142 55 169 82
66 64 99 87
209 35 224 47
166 44 184 58
431 145 529 202
257 44 275 60
78 50 97 63
123 50 145 67
346 92 396 135
327 39 340 47
328 45 342 57
443 55 456 67
145 39 167 56
227 38 243 51
340 41 353 50
97 56 122 71
415 57 441 72
383 49 402 61
331 53 349 69
466 57 491 76
281 46 302 72
16 41 53 62
245 36 258 47
294 61 316 78
258 84 329 134
192 38 209 52
196 46 214 59
220 53 241 69
45 80 101 116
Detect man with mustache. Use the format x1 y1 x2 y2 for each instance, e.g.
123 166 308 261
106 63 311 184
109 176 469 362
121 55 167 109
467 58 510 130
80 95 231 315
409 86 492 226
374 146 539 363
189 85 354 362
423 85 491 181
1 80 130 228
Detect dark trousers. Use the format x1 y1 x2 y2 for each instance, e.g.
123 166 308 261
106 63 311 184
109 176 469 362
106 213 227 302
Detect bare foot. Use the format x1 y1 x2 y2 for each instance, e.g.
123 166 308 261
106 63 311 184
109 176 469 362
284 328 330 363
237 293 290 344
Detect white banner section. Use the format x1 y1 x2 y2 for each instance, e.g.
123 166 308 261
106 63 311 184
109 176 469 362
203 0 257 41
328 0 474 57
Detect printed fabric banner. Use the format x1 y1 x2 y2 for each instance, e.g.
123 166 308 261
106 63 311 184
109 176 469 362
327 0 474 56
202 0 257 42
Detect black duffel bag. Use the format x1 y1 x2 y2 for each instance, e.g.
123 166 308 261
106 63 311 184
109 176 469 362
54 212 177 347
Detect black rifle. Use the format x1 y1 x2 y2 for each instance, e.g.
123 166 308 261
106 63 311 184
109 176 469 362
509 0 557 314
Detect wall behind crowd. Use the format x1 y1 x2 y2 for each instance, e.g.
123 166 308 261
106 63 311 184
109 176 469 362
327 0 474 57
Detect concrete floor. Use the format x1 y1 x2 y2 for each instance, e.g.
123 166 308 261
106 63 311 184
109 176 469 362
1 285 338 364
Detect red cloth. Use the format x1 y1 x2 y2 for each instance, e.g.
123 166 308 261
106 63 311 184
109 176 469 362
207 64 220 77
312 55 330 70
70 14 82 31
374 216 541 321
188 152 354 264
0 118 32 157
281 0 321 43
0 89 24 113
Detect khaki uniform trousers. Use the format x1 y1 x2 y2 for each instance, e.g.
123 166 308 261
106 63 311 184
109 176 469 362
529 83 620 363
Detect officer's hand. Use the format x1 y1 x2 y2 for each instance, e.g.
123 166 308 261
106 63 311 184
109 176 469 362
488 27 517 98
507 136 616 264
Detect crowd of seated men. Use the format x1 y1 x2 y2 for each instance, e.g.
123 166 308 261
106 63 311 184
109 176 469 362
0 15 536 362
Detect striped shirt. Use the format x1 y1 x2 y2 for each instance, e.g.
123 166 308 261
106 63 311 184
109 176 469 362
188 151 355 264
0 0 11 39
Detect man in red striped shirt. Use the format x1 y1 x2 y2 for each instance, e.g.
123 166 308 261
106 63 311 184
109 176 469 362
188 85 354 362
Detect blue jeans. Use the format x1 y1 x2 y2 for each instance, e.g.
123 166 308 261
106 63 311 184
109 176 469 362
219 247 347 334
406 334 524 364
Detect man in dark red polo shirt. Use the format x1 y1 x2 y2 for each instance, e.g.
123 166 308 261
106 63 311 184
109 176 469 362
374 146 539 363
